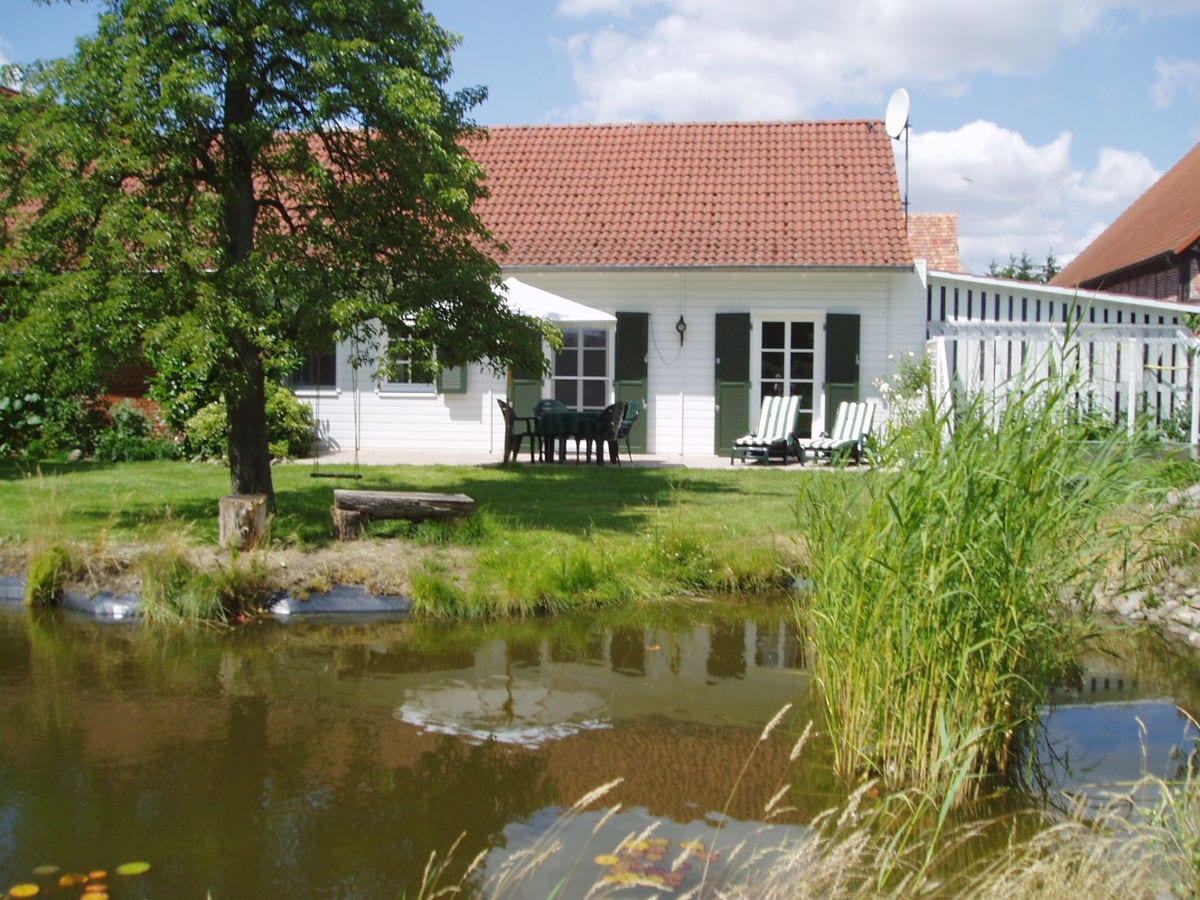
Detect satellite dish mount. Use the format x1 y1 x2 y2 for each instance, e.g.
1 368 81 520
885 88 911 225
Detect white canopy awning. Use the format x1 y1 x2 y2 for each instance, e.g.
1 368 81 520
502 277 616 326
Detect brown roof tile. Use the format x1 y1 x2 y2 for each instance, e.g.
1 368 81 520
907 212 967 273
1052 141 1200 289
467 121 912 269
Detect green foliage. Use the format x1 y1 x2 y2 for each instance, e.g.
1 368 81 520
183 382 315 460
800 376 1142 807
183 401 227 461
987 249 1060 283
145 349 224 433
0 393 46 457
0 391 112 460
94 400 180 462
265 383 316 459
24 544 73 607
0 0 553 505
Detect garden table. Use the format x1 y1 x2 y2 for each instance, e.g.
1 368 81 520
535 409 608 463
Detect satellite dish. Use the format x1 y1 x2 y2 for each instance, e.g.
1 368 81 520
885 88 910 140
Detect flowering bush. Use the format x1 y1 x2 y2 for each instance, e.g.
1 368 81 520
875 350 933 440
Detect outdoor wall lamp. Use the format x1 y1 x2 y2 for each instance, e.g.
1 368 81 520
675 315 687 346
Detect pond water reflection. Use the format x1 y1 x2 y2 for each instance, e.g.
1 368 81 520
0 603 1197 897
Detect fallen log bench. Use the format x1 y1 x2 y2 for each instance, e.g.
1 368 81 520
331 489 476 541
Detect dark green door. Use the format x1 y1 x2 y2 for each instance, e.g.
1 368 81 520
715 313 751 454
824 313 861 424
614 312 649 453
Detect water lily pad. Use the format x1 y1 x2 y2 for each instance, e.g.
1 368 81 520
57 874 87 887
87 871 107 880
84 885 109 895
30 866 59 877
8 885 40 898
115 862 150 877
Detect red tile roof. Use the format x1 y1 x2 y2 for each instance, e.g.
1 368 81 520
467 121 912 269
907 212 967 273
1052 141 1200 289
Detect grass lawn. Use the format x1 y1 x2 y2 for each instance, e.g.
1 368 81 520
0 459 847 615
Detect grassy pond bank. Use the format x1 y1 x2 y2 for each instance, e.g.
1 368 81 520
4 386 1200 896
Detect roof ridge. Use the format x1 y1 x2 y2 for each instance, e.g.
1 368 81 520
484 119 885 133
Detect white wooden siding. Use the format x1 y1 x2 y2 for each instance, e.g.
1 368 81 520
302 267 929 456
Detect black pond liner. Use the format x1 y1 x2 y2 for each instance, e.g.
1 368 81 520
0 575 411 621
267 583 412 618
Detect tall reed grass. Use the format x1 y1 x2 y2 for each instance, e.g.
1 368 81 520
799 372 1144 807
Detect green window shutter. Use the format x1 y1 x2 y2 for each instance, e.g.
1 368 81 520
715 313 752 453
437 365 467 394
615 313 650 453
615 312 649 381
716 313 751 382
824 313 861 412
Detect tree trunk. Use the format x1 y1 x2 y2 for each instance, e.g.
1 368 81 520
226 354 276 513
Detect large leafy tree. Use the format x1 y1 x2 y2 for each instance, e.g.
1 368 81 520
0 0 549 510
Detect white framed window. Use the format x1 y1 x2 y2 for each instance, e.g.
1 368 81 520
552 327 610 410
376 329 467 396
754 317 821 439
377 331 437 395
379 356 436 394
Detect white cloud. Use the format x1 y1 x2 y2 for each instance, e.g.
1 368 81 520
557 0 659 15
557 0 1147 122
906 122 1160 272
1151 57 1200 109
550 0 1187 273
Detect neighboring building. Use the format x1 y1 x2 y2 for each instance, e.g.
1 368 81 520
1052 141 1200 302
305 120 1198 459
908 212 968 274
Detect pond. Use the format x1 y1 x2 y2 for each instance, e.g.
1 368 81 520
1 601 1198 897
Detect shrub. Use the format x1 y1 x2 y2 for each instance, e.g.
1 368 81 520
94 400 180 462
184 382 315 461
183 401 227 460
0 392 46 457
264 382 316 459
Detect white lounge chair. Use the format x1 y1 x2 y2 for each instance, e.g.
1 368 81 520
730 394 802 464
796 400 876 464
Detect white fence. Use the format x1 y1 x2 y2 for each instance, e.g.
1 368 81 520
927 321 1200 444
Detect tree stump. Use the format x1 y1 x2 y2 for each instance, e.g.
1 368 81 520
219 494 269 551
332 506 365 541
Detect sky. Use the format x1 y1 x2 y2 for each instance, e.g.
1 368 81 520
1 0 1198 274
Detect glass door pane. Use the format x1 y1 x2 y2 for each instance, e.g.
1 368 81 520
760 319 816 437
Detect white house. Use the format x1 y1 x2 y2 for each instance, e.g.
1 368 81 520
297 121 1197 460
